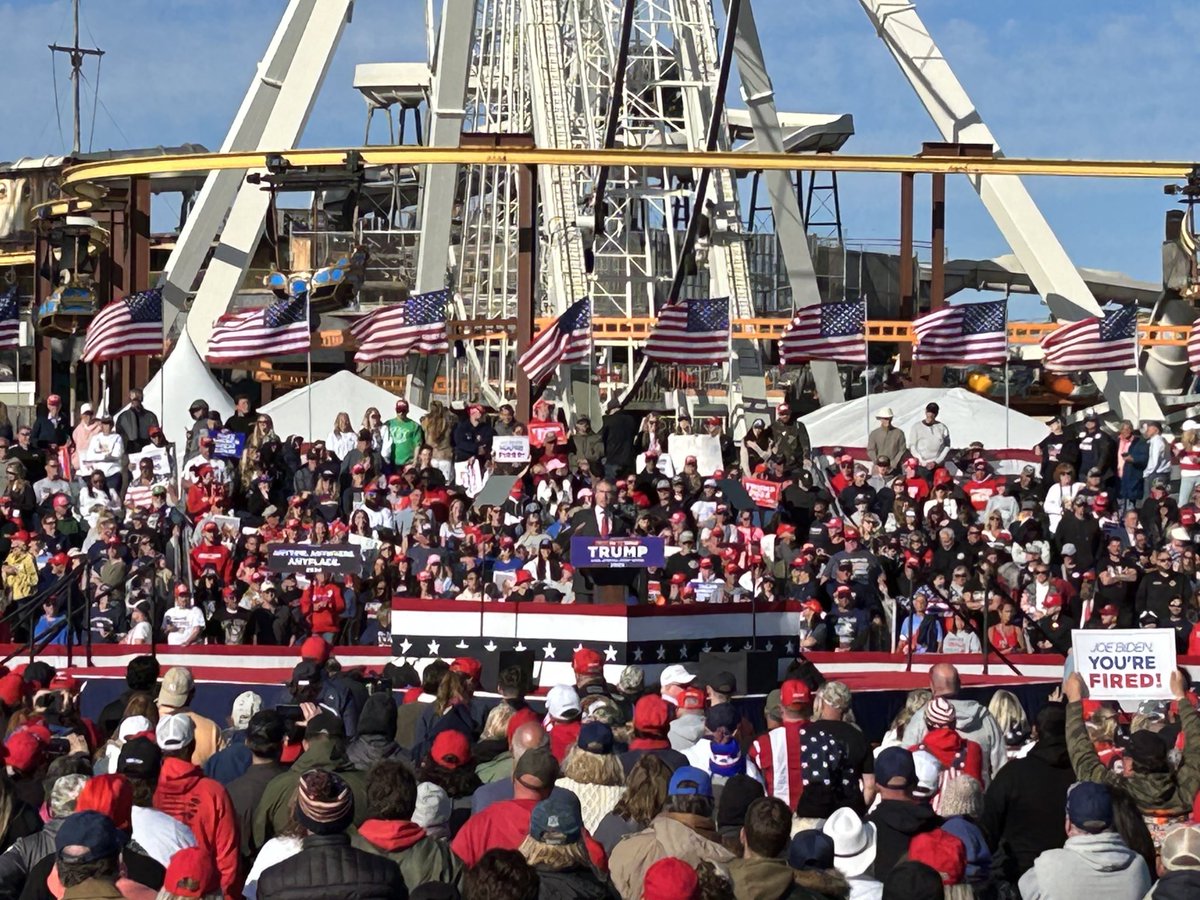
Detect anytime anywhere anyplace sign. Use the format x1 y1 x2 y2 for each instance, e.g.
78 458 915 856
267 542 363 576
1071 628 1176 700
571 536 665 568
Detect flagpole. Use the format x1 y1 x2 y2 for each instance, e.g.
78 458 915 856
306 288 313 443
862 295 870 443
1135 314 1142 424
1004 306 1011 453
726 298 734 422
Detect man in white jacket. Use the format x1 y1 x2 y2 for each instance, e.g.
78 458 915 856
908 402 951 470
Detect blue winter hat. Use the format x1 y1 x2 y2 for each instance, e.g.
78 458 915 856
708 739 747 779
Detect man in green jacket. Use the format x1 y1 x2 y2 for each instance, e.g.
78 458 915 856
352 759 463 890
1064 670 1200 814
251 712 367 851
384 399 424 468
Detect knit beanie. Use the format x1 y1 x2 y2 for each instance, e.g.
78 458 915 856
357 692 399 738
924 697 956 730
295 769 354 835
708 739 747 779
716 773 765 837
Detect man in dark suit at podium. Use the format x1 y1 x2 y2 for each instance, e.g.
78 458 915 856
565 480 632 604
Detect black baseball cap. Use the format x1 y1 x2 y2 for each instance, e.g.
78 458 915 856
707 671 737 694
117 736 163 779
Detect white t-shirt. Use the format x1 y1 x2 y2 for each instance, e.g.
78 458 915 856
162 606 205 645
131 805 196 867
122 621 152 644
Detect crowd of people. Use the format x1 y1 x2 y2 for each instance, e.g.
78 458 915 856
0 652 1191 899
0 388 1195 663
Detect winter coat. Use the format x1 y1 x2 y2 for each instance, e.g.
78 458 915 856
900 697 1006 782
227 762 286 862
978 734 1074 884
256 833 406 900
865 800 941 880
345 734 405 771
0 817 62 896
1017 832 1151 900
729 856 850 899
556 777 626 835
152 756 240 898
593 813 643 859
1145 869 1200 899
352 818 462 890
1066 699 1200 814
533 865 617 900
607 812 734 900
251 740 368 852
1118 436 1150 502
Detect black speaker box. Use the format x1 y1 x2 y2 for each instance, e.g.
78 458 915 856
698 651 778 694
482 649 536 694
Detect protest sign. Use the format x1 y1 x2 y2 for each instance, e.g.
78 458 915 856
129 446 171 477
668 434 722 476
571 536 666 569
493 435 531 464
529 422 566 448
212 430 246 460
267 542 364 576
742 477 781 508
453 459 489 498
1071 628 1176 700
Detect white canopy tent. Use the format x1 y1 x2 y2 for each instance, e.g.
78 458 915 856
142 330 236 463
258 370 425 442
798 387 1048 454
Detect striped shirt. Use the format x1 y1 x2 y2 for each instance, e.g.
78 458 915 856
748 720 855 809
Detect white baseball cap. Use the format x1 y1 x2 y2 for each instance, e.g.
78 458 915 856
546 684 581 720
231 691 263 730
875 407 895 419
156 713 196 752
660 664 697 687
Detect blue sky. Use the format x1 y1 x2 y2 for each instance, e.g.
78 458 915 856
3 0 1194 300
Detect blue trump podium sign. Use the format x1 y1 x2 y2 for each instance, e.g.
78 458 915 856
571 536 665 568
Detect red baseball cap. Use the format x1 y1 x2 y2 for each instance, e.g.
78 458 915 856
670 572 688 585
643 857 699 900
300 636 331 665
1100 604 1119 617
4 732 43 774
671 511 687 524
633 695 670 735
843 527 860 540
827 518 843 530
677 687 705 711
173 584 190 597
801 599 823 615
514 570 534 585
161 847 219 900
698 558 713 569
685 455 697 465
908 830 967 887
781 679 813 710
573 647 603 676
431 730 471 769
1043 594 1062 609
449 657 482 682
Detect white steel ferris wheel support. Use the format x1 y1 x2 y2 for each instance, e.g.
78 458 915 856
857 0 1153 418
720 0 844 406
158 0 355 357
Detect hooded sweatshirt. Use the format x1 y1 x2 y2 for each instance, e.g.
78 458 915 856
865 800 941 880
152 756 239 898
979 731 1074 882
901 697 1006 783
1147 868 1200 899
1018 832 1151 900
668 715 705 753
353 818 463 890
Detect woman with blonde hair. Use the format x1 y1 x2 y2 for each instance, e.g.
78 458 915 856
987 689 1032 759
1176 421 1200 504
359 407 385 453
518 793 610 899
326 411 356 460
877 689 931 752
555 722 626 833
420 400 454 480
1042 463 1082 532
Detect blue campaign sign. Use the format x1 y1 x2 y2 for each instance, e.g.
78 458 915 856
212 429 247 460
571 536 665 569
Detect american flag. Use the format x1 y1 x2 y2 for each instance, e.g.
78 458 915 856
913 299 1008 365
81 288 162 363
206 295 311 364
517 298 592 383
1041 306 1138 373
643 297 730 365
1188 319 1200 373
0 284 19 351
348 289 450 364
780 300 866 365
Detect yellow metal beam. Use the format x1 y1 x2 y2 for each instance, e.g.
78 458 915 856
61 146 1199 194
